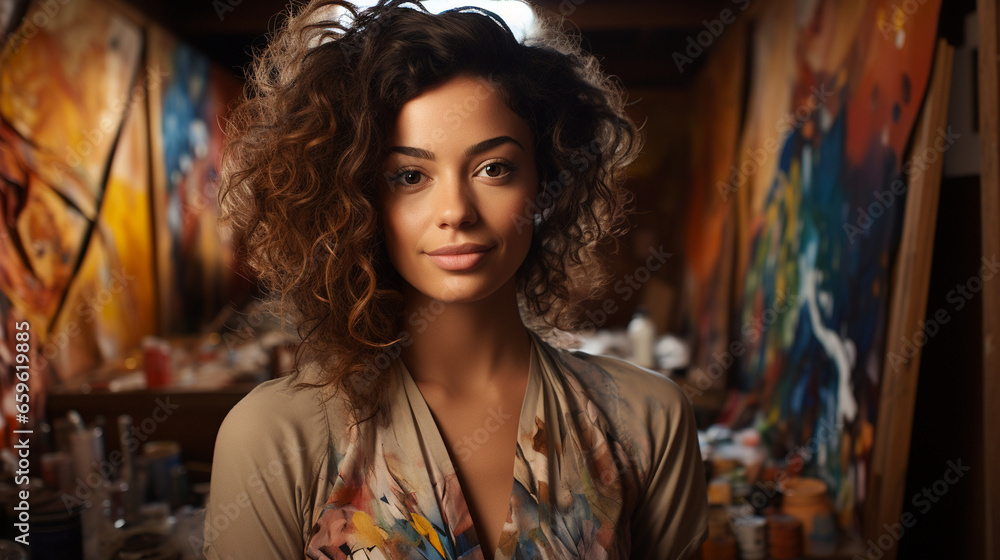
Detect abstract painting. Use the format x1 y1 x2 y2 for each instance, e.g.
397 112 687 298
147 26 249 335
45 67 158 382
733 0 943 529
0 0 157 444
0 0 142 326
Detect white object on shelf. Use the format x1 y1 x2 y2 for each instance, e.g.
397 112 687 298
627 306 657 369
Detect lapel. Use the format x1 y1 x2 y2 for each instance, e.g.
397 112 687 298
394 335 542 560
307 332 630 560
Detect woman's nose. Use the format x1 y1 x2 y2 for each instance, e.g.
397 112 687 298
434 173 477 229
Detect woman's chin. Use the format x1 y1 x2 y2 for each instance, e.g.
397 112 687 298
405 276 509 306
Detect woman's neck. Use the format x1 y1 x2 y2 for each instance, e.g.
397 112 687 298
398 278 531 395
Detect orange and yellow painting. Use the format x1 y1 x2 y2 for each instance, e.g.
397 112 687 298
0 0 153 439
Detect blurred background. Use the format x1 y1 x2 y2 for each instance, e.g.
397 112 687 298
0 0 995 558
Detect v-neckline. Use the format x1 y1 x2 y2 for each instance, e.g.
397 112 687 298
396 330 542 560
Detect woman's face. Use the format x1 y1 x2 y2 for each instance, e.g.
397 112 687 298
380 75 538 304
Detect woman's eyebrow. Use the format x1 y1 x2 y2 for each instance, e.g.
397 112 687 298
389 146 435 160
464 135 524 157
388 135 524 161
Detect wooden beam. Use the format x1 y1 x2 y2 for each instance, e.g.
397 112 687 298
977 0 1000 558
179 0 287 35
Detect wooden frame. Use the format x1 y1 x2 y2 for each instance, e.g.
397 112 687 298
978 0 1000 558
865 40 955 559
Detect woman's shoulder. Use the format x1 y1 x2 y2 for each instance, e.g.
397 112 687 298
206 365 346 556
219 362 353 450
232 368 321 416
536 333 691 413
533 332 699 450
532 333 704 511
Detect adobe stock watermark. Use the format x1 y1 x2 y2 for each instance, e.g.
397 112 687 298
854 458 970 559
352 243 670 394
199 440 308 553
39 267 137 369
455 406 512 461
5 0 73 54
220 243 339 352
877 0 935 44
886 254 998 372
382 74 505 194
577 245 673 336
730 413 841 517
672 0 752 73
220 303 271 353
549 0 587 18
512 139 605 233
65 65 169 170
717 82 834 201
844 126 959 244
213 0 245 21
410 75 502 154
335 5 400 64
348 278 470 395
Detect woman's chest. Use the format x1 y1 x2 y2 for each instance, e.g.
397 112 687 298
307 417 635 560
433 402 523 560
306 359 643 560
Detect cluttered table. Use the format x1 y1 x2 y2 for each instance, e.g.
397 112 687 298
22 327 288 559
26 327 869 559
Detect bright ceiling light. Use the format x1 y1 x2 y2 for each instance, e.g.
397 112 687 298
336 0 539 43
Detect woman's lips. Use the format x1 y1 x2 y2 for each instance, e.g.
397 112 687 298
424 246 494 271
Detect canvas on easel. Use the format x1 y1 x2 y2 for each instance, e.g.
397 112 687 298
732 0 944 533
865 39 954 559
147 26 248 336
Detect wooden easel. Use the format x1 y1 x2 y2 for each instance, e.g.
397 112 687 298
865 39 955 560
868 0 1000 551
977 1 1000 558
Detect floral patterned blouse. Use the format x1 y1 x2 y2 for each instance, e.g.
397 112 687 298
203 330 707 559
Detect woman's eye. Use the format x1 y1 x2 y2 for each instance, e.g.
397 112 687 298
484 164 503 177
387 169 425 189
476 161 515 179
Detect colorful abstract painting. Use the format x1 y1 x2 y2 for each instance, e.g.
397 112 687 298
45 68 158 383
733 0 942 529
0 0 142 323
0 0 151 416
147 27 248 335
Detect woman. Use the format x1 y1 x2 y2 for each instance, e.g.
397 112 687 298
203 1 707 558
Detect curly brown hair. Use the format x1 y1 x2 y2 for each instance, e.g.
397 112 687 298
218 0 641 425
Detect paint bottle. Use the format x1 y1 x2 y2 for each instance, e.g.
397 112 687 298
809 512 839 556
766 513 803 559
732 515 768 560
142 336 172 389
627 306 656 369
780 477 834 553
